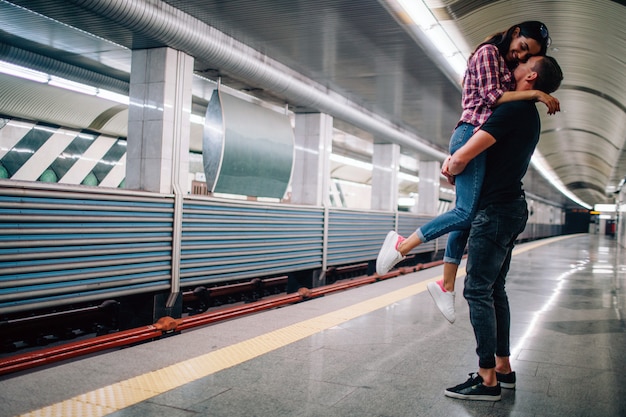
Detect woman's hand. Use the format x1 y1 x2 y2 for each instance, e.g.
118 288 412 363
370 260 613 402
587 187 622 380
535 91 560 115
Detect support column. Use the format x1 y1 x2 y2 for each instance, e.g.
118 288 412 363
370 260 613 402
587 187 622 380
291 113 333 206
416 160 440 216
371 143 400 211
126 47 193 194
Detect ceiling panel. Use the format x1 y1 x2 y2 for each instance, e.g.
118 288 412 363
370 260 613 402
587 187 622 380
0 0 624 207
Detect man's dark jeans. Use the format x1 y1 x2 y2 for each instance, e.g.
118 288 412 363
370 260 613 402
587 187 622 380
463 197 528 369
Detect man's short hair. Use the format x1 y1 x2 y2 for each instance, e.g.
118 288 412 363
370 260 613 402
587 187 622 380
533 56 563 94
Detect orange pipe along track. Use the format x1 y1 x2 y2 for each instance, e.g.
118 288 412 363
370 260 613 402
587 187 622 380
0 260 442 377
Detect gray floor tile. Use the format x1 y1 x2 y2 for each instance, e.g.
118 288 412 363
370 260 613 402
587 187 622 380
2 235 625 417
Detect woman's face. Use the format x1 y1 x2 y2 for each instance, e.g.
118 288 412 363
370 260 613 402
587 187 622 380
506 28 543 65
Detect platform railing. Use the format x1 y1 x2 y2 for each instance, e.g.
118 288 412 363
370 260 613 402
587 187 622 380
0 180 569 324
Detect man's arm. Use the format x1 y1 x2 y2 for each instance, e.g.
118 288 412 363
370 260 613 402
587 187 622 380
442 129 497 184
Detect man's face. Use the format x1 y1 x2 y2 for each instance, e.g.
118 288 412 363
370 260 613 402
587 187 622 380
513 56 540 84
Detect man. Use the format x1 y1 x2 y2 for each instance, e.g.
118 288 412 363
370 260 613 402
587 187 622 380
441 55 563 401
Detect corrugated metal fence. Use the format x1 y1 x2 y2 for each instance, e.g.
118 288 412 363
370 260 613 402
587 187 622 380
0 181 439 315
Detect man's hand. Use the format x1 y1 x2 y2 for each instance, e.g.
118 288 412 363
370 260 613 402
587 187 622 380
441 155 455 185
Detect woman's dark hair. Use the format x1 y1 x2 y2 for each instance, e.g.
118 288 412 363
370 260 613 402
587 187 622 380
473 21 552 65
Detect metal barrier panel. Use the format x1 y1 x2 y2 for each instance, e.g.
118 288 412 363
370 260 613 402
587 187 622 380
179 197 324 286
326 209 395 266
203 90 294 199
1 180 564 317
0 181 174 315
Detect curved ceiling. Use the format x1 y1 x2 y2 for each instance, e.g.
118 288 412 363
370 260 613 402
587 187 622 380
448 0 626 206
0 0 624 208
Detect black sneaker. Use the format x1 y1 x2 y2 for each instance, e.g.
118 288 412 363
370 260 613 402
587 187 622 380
496 371 516 389
444 373 501 401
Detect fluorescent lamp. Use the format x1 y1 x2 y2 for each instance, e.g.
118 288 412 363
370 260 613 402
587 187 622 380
425 26 458 56
0 61 48 83
398 172 419 183
392 1 466 79
334 178 370 189
49 76 98 95
531 152 592 209
330 154 372 170
447 53 467 78
0 60 132 105
396 0 436 29
190 114 205 125
594 204 616 212
96 89 130 105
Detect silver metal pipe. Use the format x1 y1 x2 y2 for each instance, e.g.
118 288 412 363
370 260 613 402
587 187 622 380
69 0 447 160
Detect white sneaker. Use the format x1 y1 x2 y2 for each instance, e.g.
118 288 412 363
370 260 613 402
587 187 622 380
376 231 405 275
427 280 456 323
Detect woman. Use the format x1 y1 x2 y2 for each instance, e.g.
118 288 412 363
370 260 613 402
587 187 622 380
376 21 558 322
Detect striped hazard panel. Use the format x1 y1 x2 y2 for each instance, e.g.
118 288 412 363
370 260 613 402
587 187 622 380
0 117 126 187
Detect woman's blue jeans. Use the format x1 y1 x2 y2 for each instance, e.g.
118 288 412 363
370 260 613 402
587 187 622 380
416 123 486 264
463 197 528 369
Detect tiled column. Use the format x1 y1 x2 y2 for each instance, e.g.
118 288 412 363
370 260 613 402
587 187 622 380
371 143 400 211
291 113 333 206
126 47 193 194
416 160 440 215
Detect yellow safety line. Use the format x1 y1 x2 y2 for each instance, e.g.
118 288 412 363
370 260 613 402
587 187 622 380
19 234 576 417
511 234 573 255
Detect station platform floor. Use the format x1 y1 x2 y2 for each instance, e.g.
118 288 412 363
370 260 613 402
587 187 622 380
1 233 625 417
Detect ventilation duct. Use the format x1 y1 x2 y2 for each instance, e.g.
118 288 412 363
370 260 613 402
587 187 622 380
0 44 129 95
67 0 447 161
